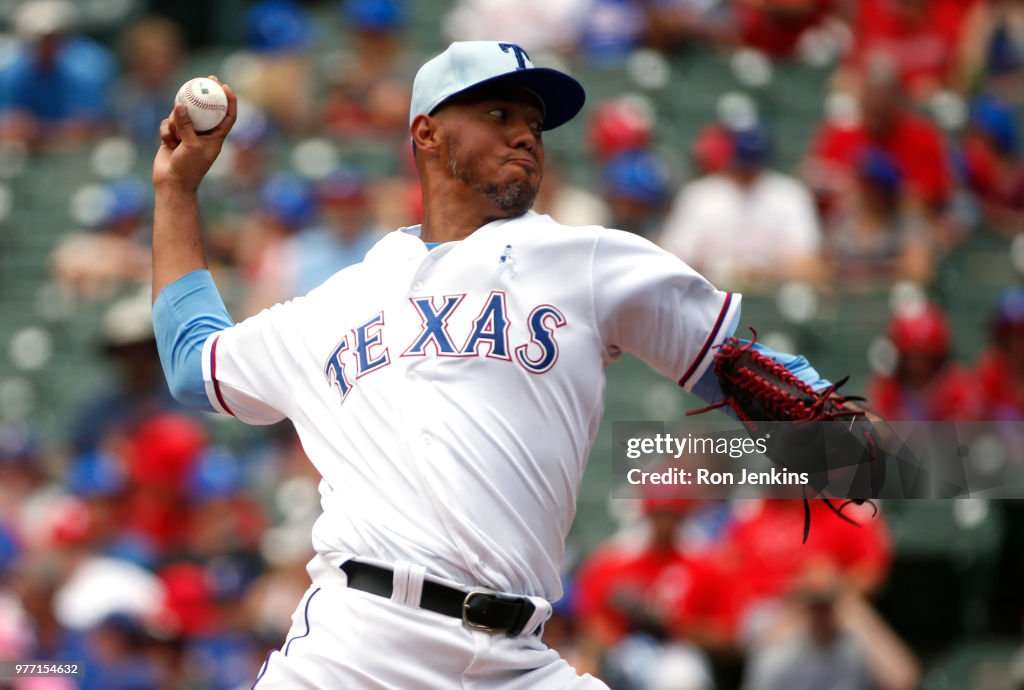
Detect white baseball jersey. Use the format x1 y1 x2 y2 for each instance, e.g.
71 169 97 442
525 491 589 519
201 211 740 600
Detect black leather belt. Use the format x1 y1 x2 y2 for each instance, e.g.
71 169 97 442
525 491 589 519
340 561 537 636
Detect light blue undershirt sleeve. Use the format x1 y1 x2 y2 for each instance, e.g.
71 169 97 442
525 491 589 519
152 269 235 411
747 341 832 391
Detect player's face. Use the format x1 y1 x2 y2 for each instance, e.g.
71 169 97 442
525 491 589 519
435 87 545 216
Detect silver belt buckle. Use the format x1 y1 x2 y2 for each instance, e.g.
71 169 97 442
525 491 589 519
462 590 497 632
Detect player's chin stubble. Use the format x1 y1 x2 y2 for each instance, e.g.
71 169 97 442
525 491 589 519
445 136 539 216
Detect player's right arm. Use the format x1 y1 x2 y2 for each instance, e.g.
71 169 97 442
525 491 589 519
150 79 240 412
152 77 236 297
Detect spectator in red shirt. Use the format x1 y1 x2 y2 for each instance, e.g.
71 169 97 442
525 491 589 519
715 499 892 647
868 303 985 421
734 0 836 59
575 496 735 668
839 0 977 101
120 414 208 555
806 61 964 253
975 286 1024 420
805 60 954 218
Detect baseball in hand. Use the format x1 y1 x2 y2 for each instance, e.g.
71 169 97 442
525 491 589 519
174 78 228 133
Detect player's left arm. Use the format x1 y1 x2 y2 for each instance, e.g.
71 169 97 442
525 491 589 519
591 230 741 388
590 229 852 413
691 337 832 411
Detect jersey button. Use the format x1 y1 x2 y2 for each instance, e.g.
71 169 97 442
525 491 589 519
412 281 424 291
421 433 433 445
407 371 417 381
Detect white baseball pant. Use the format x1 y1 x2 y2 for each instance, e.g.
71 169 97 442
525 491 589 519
251 554 609 689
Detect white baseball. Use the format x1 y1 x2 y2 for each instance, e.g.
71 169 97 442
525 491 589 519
174 78 228 133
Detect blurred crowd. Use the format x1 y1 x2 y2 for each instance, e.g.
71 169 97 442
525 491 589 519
9 0 1024 300
1 0 1024 688
565 489 907 690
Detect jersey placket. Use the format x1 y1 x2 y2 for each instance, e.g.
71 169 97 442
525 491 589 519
397 243 453 464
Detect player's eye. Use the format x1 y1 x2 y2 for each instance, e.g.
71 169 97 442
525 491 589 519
488 108 506 119
530 121 543 135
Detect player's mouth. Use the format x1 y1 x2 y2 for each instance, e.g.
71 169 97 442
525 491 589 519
505 156 538 173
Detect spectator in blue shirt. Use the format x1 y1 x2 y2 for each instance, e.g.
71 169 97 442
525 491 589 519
0 0 115 150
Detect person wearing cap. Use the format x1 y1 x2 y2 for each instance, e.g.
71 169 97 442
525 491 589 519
574 474 732 684
240 0 315 133
65 290 179 456
741 559 919 690
587 97 655 163
974 286 1024 420
868 303 984 422
0 0 115 149
236 172 319 315
601 148 672 238
823 146 934 288
959 94 1024 235
50 177 152 301
803 55 955 242
150 41 852 687
322 0 413 138
660 121 823 290
115 16 187 145
257 166 386 305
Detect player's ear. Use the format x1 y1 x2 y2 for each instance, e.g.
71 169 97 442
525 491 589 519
411 114 441 155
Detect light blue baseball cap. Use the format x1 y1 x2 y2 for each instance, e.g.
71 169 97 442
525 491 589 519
410 41 586 131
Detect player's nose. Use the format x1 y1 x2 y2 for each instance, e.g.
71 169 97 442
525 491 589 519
507 119 541 154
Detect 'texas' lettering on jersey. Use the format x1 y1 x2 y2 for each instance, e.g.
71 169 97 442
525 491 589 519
323 291 567 401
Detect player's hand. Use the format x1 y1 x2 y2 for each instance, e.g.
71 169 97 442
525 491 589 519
153 75 237 194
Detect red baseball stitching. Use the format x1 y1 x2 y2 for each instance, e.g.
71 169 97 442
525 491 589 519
181 82 226 111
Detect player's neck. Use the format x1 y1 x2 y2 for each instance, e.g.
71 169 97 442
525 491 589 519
420 190 520 243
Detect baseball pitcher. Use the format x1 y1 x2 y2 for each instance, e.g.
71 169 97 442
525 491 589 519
151 41 879 688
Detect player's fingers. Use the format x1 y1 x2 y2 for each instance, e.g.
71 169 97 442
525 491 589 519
172 103 200 147
159 117 179 149
209 81 238 138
